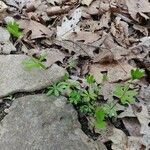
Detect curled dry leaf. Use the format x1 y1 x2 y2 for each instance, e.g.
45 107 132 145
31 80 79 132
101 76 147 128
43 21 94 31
133 25 148 36
68 31 100 44
47 6 71 16
111 16 130 47
18 20 53 39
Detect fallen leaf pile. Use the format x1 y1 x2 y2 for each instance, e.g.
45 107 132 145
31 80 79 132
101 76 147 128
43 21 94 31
1 0 150 149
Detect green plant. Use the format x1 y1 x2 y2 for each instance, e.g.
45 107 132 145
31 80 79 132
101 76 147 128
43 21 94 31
69 90 81 105
66 58 78 69
46 68 144 130
95 107 106 129
80 104 94 114
86 74 95 84
22 54 46 70
131 68 144 80
113 83 137 104
102 73 108 81
47 82 68 96
81 89 97 102
103 101 117 118
95 68 144 129
6 21 22 38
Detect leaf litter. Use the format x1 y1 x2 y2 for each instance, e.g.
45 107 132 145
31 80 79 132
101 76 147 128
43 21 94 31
1 0 150 149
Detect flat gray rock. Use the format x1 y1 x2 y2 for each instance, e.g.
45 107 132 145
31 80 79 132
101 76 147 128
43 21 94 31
0 95 106 150
0 27 16 54
0 55 65 98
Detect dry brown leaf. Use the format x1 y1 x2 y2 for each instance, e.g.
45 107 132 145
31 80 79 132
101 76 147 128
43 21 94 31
109 128 146 150
92 33 130 63
111 16 130 47
81 0 99 15
46 6 71 16
133 25 148 36
69 31 100 44
101 83 116 100
126 0 150 21
99 11 111 29
53 39 96 57
89 61 133 83
5 0 34 10
135 105 150 148
122 118 141 136
18 20 53 39
57 8 81 39
81 0 93 6
41 48 66 68
46 0 67 5
109 128 127 150
118 105 136 118
0 1 7 13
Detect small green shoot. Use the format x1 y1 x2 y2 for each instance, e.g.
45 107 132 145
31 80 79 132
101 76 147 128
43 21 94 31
95 107 106 129
102 73 108 81
103 101 117 118
67 58 78 69
22 54 46 70
131 68 144 80
6 21 22 38
86 74 95 84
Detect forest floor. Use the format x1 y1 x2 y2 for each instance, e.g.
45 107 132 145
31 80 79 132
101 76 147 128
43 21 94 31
0 0 150 150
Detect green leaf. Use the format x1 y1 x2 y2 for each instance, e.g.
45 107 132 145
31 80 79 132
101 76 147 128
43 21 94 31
113 84 137 105
131 68 144 80
22 55 46 70
102 73 108 81
80 104 94 114
47 82 68 97
6 21 22 38
69 90 81 105
86 74 95 84
103 101 117 118
81 89 97 102
95 107 106 129
63 72 69 81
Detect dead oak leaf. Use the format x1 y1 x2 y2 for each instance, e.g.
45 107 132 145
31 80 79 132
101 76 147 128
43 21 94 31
57 8 81 40
126 0 150 21
40 48 66 68
89 61 133 83
69 31 100 44
18 20 53 39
